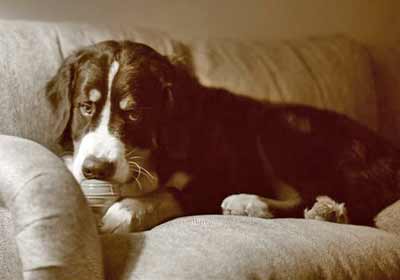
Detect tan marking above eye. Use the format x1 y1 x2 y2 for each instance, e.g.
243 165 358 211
120 96 136 111
89 89 101 102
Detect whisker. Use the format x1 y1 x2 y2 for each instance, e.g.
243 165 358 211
141 172 155 183
140 167 156 181
129 160 156 182
125 151 136 157
125 148 138 157
134 176 143 191
130 156 144 160
136 163 155 181
131 162 142 179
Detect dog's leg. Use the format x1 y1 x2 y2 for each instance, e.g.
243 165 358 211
221 180 303 218
100 189 183 233
219 136 302 219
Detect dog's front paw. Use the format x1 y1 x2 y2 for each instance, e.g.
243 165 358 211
221 194 273 218
100 198 156 234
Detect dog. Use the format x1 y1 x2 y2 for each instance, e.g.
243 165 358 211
45 40 400 233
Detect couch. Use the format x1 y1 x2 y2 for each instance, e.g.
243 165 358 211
1 20 400 280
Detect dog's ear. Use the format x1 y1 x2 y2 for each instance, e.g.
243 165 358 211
45 51 82 152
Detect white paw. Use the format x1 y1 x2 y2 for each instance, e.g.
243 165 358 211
100 198 156 233
304 196 349 224
221 194 273 218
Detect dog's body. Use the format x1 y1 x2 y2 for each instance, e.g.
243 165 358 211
46 40 400 233
155 85 400 225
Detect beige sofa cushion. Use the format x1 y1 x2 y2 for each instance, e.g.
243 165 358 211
0 208 21 280
103 215 400 280
375 199 400 235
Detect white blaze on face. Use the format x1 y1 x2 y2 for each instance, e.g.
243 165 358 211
72 60 131 183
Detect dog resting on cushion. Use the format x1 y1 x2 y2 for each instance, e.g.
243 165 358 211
45 40 400 233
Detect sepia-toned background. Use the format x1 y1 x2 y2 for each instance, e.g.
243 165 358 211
0 0 399 44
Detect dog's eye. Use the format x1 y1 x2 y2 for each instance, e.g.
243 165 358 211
79 102 96 117
127 110 140 122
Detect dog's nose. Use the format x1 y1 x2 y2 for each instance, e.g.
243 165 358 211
82 156 115 180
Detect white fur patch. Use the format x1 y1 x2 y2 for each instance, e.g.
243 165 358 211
71 61 131 183
100 191 183 233
304 196 349 224
98 60 119 134
221 194 273 218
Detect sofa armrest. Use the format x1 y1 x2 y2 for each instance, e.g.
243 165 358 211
0 135 103 280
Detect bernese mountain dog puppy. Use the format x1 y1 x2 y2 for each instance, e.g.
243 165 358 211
45 40 400 233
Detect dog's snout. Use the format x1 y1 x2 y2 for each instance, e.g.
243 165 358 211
82 155 115 180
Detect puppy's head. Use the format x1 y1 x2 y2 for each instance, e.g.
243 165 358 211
46 41 174 188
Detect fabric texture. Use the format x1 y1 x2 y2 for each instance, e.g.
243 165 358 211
102 215 400 280
0 208 21 280
375 199 400 235
0 136 103 280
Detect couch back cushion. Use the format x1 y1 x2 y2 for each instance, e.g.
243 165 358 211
0 20 378 151
190 36 377 129
369 43 400 145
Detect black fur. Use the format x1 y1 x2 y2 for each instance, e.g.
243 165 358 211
155 73 400 225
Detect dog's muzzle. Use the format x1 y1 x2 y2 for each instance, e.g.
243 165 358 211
82 155 116 180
